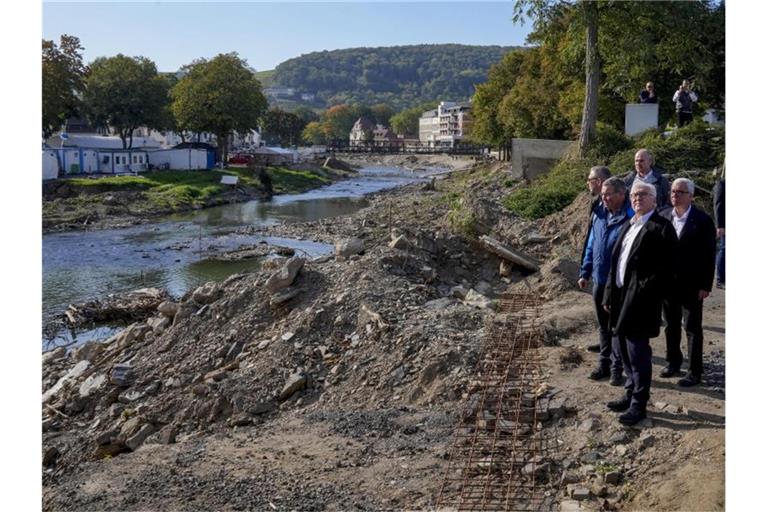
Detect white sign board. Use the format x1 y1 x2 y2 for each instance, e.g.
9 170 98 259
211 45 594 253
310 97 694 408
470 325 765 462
220 175 239 185
625 103 659 136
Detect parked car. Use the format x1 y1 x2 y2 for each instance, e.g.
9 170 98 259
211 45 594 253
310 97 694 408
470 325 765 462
228 153 253 165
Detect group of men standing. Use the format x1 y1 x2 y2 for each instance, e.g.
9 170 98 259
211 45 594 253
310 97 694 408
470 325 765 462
578 149 720 426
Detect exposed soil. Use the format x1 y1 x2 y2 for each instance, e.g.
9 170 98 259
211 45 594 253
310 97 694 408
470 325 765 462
41 159 724 511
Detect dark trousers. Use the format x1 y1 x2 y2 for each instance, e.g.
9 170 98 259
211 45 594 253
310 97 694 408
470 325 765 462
617 334 652 412
663 289 705 376
678 111 693 127
716 235 725 285
592 282 623 374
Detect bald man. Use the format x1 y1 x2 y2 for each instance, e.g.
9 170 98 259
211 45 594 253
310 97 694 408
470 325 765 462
623 149 670 209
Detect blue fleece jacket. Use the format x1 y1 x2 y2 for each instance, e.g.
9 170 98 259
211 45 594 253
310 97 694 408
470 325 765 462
580 202 634 285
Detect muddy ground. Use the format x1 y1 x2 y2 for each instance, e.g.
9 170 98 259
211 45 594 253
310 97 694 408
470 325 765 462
41 158 724 511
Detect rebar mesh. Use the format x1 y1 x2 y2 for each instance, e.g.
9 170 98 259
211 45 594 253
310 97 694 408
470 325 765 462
435 293 560 511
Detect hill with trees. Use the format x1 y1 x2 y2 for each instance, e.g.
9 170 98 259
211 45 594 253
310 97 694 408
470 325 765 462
270 44 519 110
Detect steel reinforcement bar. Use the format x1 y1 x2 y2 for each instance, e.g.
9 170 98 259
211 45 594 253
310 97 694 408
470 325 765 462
435 293 560 511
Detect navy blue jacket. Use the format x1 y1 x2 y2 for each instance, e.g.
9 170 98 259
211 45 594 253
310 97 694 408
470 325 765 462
580 202 634 285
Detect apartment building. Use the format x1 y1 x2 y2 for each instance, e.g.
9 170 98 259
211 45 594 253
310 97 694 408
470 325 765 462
419 101 472 147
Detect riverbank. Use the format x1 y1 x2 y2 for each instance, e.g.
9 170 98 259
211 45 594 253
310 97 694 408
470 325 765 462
41 160 724 511
41 160 353 234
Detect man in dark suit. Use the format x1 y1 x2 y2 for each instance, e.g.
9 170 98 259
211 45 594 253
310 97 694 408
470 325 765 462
659 178 717 386
623 149 671 209
603 181 677 425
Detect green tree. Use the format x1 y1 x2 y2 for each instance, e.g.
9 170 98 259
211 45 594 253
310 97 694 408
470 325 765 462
42 35 87 139
84 54 169 148
262 108 306 147
171 53 267 164
302 121 326 145
390 101 438 136
322 104 359 142
293 106 321 124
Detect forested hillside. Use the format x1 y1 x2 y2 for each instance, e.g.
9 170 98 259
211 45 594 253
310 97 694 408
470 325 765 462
271 44 519 109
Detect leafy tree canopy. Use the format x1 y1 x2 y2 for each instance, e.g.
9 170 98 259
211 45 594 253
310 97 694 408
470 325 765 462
84 54 169 148
171 52 268 161
473 0 724 145
42 35 87 139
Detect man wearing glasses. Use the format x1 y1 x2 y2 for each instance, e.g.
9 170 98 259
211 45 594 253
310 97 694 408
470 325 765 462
579 177 633 385
581 166 612 353
659 178 716 387
603 182 677 425
623 149 671 209
639 82 658 104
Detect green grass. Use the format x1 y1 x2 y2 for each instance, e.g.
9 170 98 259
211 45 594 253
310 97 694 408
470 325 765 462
502 159 587 219
267 166 330 193
61 166 330 210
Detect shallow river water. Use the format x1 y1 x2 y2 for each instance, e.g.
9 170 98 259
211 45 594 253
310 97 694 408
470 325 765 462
42 166 442 347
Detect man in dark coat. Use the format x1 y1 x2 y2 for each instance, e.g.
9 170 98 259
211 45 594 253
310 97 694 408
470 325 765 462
603 181 677 425
623 149 671 209
580 165 612 353
659 178 717 386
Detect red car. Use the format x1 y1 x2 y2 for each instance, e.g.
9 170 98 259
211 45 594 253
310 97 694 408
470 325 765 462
228 153 253 165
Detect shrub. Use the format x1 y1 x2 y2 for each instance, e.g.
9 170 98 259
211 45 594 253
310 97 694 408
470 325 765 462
585 122 633 162
502 159 588 219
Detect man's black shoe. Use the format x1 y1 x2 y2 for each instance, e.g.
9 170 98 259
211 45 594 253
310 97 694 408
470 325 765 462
618 409 647 426
659 365 681 378
678 373 701 387
609 372 624 386
589 366 610 381
716 281 724 290
587 343 601 353
606 397 631 412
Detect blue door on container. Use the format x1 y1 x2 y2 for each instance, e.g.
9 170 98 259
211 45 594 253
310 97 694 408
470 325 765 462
206 150 215 169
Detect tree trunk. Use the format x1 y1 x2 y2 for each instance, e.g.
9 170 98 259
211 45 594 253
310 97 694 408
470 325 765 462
218 132 229 169
578 0 600 157
120 129 128 149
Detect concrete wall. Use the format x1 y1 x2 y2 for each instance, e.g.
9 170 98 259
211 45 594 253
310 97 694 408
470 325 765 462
507 138 573 180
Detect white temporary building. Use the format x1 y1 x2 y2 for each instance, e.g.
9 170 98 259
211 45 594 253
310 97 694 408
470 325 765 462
146 148 211 170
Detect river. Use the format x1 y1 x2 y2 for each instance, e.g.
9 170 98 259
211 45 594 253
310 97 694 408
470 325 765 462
42 166 444 348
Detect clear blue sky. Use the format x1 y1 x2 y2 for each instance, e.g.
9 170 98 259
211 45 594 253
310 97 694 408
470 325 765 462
43 1 533 72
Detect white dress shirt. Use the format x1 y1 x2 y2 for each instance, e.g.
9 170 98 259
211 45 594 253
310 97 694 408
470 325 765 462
671 205 691 238
616 210 655 288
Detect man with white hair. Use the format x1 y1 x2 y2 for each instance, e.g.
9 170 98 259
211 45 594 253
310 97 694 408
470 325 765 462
623 149 670 209
603 181 677 425
659 178 716 386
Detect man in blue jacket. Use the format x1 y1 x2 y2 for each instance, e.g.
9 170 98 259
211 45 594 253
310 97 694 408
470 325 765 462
578 177 634 386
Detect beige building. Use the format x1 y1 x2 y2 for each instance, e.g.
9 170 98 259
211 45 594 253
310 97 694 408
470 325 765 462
419 101 472 147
